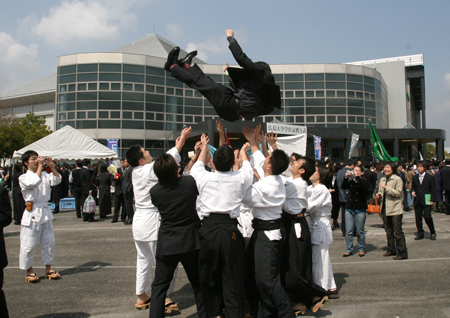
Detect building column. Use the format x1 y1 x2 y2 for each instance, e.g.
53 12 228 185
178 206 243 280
436 139 444 161
421 77 426 129
344 135 350 160
394 132 399 160
207 119 215 148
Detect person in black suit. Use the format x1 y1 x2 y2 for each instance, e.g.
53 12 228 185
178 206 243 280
96 164 112 218
441 159 450 215
411 161 436 240
149 153 206 318
8 163 25 225
122 159 134 225
112 159 126 223
50 163 64 214
61 164 70 199
70 160 84 218
80 159 95 222
363 163 377 203
0 183 12 316
165 29 280 122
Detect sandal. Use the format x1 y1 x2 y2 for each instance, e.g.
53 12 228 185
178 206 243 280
45 270 61 280
25 273 40 283
165 301 179 313
312 296 328 313
343 252 352 257
359 251 365 257
135 297 151 310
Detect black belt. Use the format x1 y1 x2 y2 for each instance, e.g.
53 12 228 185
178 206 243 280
282 209 308 219
252 218 281 231
202 213 238 225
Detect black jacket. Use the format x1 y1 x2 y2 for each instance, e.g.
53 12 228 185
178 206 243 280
114 168 124 195
363 170 377 194
150 175 200 257
121 167 133 194
0 186 12 269
341 176 369 211
227 37 281 119
411 173 435 207
80 168 93 194
96 172 112 192
441 166 450 191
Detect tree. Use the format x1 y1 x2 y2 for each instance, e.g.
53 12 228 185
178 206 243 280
427 144 436 159
0 112 52 158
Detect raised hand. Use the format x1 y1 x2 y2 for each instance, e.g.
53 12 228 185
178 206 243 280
201 133 210 147
265 132 278 148
181 126 192 139
225 29 234 37
216 120 224 133
242 126 256 144
194 141 202 154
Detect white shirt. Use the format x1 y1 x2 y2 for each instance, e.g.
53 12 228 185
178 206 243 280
131 147 180 241
69 166 82 183
250 150 265 181
19 170 61 227
307 183 333 245
283 177 308 215
191 160 253 219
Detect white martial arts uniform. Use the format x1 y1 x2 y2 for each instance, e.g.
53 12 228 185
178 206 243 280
19 170 61 270
307 183 336 291
132 147 180 295
283 177 308 238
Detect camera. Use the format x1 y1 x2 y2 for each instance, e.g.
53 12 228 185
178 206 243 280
348 171 353 176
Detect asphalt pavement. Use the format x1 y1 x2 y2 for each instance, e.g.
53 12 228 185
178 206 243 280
3 207 450 318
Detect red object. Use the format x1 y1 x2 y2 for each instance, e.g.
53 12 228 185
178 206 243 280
225 128 231 147
114 173 121 180
45 167 51 173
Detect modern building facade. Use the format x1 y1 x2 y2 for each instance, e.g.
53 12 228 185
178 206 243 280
0 33 445 160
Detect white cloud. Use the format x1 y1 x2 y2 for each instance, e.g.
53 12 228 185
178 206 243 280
185 26 249 62
165 23 185 41
19 0 139 48
0 31 40 93
444 73 450 90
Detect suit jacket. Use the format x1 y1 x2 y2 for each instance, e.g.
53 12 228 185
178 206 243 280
51 168 65 201
114 168 124 195
150 175 200 257
441 166 450 191
80 168 93 194
363 170 377 194
336 166 351 202
96 172 112 192
0 186 12 269
411 173 435 207
121 167 134 194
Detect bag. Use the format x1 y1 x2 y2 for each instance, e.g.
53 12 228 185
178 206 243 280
367 198 381 214
83 194 96 213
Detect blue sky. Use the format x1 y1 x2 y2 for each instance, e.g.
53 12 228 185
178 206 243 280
1 0 449 143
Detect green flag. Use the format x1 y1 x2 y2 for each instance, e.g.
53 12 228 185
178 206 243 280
369 121 398 162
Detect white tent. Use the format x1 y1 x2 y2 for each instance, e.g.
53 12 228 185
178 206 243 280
12 125 118 161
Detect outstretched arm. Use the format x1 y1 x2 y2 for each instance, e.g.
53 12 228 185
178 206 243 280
184 141 202 174
226 29 260 70
242 126 259 154
175 126 192 153
265 132 278 150
216 120 226 147
198 134 210 164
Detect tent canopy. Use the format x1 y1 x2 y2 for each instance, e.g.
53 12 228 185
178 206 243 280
13 125 117 161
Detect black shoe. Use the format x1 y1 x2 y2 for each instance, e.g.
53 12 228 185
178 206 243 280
88 219 98 222
111 219 118 223
393 255 407 260
328 289 340 299
76 215 81 218
431 234 437 240
164 47 180 71
126 220 133 225
178 50 197 68
83 219 88 222
414 232 424 240
14 221 21 225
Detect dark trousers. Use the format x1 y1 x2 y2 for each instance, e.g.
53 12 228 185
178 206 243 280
123 192 134 221
414 204 435 235
113 193 126 222
0 270 9 318
444 191 450 214
402 190 409 210
198 214 245 318
73 187 83 217
246 226 295 318
150 250 206 318
12 194 25 224
98 190 111 218
53 200 60 213
340 202 347 236
281 214 328 305
171 65 240 122
384 214 408 258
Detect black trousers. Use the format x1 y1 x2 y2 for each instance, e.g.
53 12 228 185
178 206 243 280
98 190 111 218
340 202 347 236
171 64 240 122
123 192 134 221
12 194 25 224
73 187 83 217
384 214 408 258
198 214 245 318
113 193 126 222
150 250 206 318
246 225 295 318
0 270 9 318
414 204 435 235
281 214 329 305
444 191 450 214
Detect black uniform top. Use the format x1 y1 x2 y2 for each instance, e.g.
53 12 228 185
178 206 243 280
0 186 12 268
341 176 369 211
96 172 112 192
114 167 124 195
363 169 377 194
80 168 93 194
411 173 435 207
150 175 200 257
441 166 450 191
121 167 133 194
72 168 82 188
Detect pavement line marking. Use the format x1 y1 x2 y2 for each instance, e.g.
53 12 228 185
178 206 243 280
5 257 450 270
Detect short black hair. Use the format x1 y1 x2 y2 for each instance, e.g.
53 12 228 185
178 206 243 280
269 149 289 175
82 159 90 167
385 162 397 174
14 162 23 173
126 145 144 167
446 159 450 165
300 156 316 181
154 153 179 186
100 164 108 173
76 160 83 167
291 152 302 161
345 159 356 167
213 146 234 172
416 160 426 168
21 150 38 167
316 164 332 186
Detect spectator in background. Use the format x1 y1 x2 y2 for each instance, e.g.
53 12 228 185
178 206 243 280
80 159 95 222
434 163 445 213
50 162 64 214
112 159 126 224
70 160 84 218
96 164 112 219
405 166 415 209
363 162 377 203
336 159 355 237
441 159 450 215
8 163 25 225
328 164 340 230
0 181 12 316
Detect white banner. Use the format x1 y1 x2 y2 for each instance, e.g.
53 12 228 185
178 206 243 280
272 134 307 156
266 123 307 135
348 133 360 159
